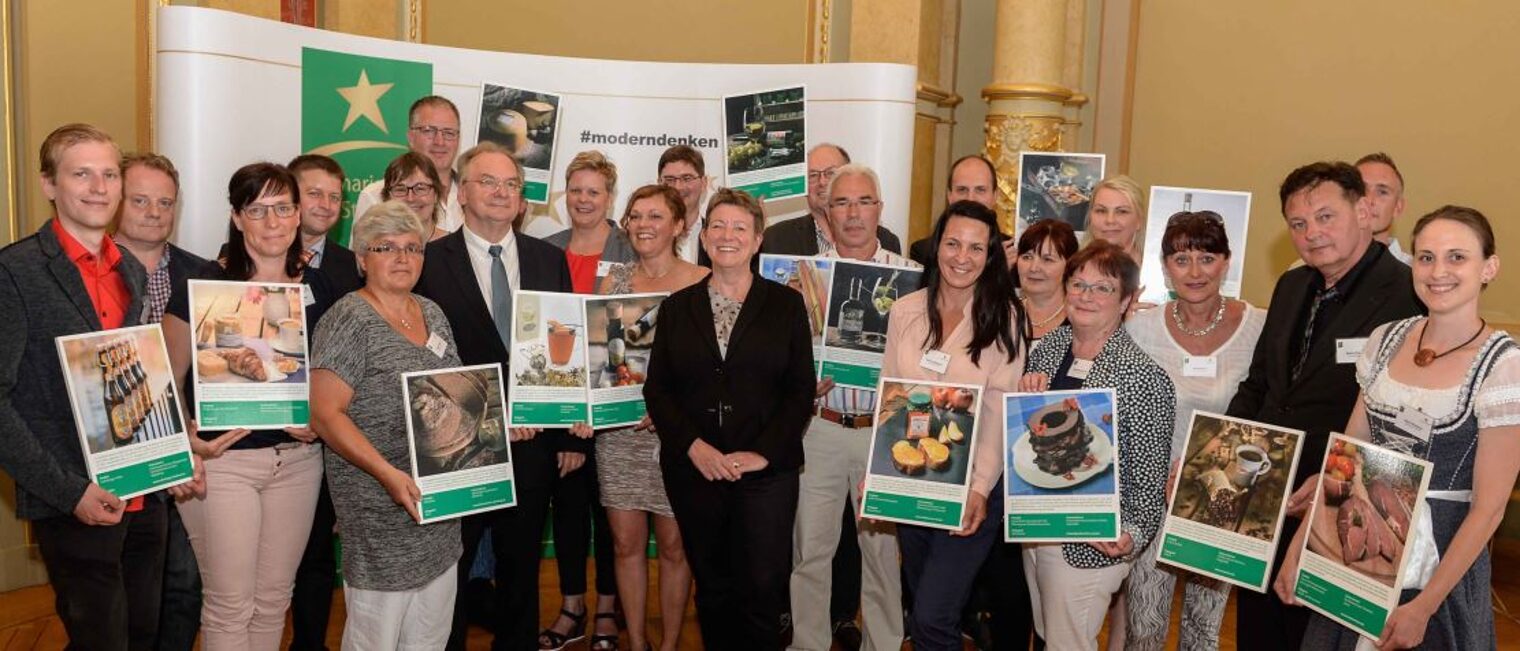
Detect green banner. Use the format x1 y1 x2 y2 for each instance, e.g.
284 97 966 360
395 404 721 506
820 361 878 389
98 452 194 497
1158 535 1268 586
1005 513 1118 540
510 401 589 426
302 48 433 247
421 480 515 520
591 399 646 428
735 176 806 201
863 492 962 528
201 400 310 428
523 180 549 204
1296 569 1387 637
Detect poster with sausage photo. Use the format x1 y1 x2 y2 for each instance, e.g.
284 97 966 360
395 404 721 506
1155 411 1303 592
507 291 589 427
759 254 833 374
402 364 516 523
1014 151 1105 238
861 378 982 531
1294 433 1432 641
820 259 922 390
475 83 562 203
584 293 668 429
1003 389 1122 542
722 86 806 201
186 280 310 430
1137 186 1252 305
56 325 194 500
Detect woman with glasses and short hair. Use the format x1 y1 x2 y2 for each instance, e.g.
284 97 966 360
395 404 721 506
1016 240 1175 651
162 162 340 649
1121 211 1265 650
382 152 448 241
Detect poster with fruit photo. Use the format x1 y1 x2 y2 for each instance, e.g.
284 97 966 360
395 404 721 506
861 378 982 531
583 293 668 428
1003 389 1122 542
506 291 589 427
1294 433 1432 641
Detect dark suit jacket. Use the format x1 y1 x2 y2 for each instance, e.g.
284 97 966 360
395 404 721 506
413 228 579 489
1227 243 1423 487
318 241 363 296
760 214 903 256
643 276 816 476
0 221 148 520
908 236 933 268
165 243 211 287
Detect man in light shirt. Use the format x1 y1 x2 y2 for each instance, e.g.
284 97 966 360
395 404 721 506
355 96 466 233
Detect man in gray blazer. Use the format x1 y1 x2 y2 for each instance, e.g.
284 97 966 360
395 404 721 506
0 124 187 649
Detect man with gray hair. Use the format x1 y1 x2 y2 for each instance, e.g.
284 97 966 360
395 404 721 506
762 143 902 256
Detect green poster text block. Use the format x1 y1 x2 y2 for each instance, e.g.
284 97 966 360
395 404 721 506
1158 535 1268 586
1006 513 1118 540
98 452 194 497
1296 570 1388 637
422 480 515 520
863 492 961 527
820 361 878 389
201 400 309 428
510 401 588 426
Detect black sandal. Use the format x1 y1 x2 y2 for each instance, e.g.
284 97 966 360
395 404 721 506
589 612 620 651
537 607 587 651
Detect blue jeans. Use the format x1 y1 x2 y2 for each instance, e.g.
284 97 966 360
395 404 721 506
897 481 1002 651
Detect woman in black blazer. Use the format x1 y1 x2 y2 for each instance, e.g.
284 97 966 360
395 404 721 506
643 188 816 650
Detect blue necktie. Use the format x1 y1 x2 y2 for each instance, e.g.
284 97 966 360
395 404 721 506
488 244 513 348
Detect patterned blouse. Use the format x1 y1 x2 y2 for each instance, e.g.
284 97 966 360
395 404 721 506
1025 324 1176 569
708 286 744 359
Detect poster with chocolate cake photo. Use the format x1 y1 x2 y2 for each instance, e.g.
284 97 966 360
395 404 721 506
403 364 517 524
1294 433 1432 640
860 378 982 531
1154 411 1304 592
1003 389 1122 542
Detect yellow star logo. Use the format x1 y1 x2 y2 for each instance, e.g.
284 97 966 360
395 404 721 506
335 69 394 133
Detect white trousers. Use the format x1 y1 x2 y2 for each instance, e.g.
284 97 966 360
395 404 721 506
340 564 458 651
1024 543 1132 651
787 416 903 651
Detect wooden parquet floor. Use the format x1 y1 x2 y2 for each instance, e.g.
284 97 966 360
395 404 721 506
5 541 1520 649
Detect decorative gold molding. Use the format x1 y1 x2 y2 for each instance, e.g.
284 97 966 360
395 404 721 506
916 82 962 108
2 0 17 242
808 0 832 63
982 82 1074 104
405 0 421 43
984 113 1066 236
1064 92 1089 108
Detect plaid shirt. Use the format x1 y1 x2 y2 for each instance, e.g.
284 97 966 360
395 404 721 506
143 246 173 324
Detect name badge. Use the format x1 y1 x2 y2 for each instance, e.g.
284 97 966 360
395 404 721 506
1182 355 1218 378
596 260 616 279
1335 337 1368 364
920 349 950 374
1395 407 1434 442
1068 358 1094 380
301 285 316 307
425 332 449 358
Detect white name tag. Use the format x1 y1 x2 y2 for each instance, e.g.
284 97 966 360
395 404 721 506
596 260 616 279
1182 355 1218 378
1395 407 1434 442
301 285 316 307
426 332 448 358
919 349 950 374
1068 358 1094 380
1335 337 1368 364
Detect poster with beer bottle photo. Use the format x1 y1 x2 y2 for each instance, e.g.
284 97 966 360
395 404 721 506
583 293 668 429
56 324 194 499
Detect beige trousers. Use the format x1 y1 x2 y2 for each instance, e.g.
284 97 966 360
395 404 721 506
1023 543 1132 651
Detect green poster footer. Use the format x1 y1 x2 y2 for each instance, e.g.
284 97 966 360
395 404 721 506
735 176 806 201
422 480 515 520
591 400 646 427
201 400 310 428
1296 569 1387 637
864 492 962 527
510 401 589 426
1006 513 1117 539
98 452 193 497
820 361 878 389
1158 535 1267 586
524 180 549 203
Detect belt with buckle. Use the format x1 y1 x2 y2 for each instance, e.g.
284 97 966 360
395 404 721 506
818 406 873 429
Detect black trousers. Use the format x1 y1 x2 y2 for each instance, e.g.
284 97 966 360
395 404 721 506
666 466 799 651
550 449 617 597
983 540 1035 650
33 496 169 651
448 483 553 651
288 478 337 651
830 500 863 624
154 501 201 651
1236 516 1309 650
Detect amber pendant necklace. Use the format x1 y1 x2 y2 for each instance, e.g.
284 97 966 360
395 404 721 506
1413 319 1486 367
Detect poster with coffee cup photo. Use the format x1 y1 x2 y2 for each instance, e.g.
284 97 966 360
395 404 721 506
506 290 589 427
1155 411 1304 592
186 280 311 430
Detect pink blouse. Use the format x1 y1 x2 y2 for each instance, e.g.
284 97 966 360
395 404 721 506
881 289 1023 496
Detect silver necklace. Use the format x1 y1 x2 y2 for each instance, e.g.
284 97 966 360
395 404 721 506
1171 295 1226 337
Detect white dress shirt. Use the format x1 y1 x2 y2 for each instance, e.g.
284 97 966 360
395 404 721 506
356 178 465 233
461 224 520 319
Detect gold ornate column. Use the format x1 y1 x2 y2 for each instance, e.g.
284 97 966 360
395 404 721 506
1060 0 1088 148
982 0 1074 236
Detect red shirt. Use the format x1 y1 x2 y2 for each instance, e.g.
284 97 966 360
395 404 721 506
565 251 602 295
52 220 143 511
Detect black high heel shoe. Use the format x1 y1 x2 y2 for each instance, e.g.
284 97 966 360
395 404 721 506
589 612 621 650
537 607 587 651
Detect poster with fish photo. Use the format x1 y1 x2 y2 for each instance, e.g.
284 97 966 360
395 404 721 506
1155 411 1304 592
759 254 833 374
186 280 310 431
1294 433 1432 641
402 364 516 523
506 291 589 427
584 293 668 429
1003 389 1122 542
860 378 982 531
820 259 923 390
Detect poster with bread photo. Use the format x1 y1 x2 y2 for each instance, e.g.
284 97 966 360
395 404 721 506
186 280 311 430
1003 389 1122 543
402 363 516 523
860 378 982 531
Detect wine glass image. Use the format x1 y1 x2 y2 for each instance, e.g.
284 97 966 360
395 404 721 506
872 284 898 317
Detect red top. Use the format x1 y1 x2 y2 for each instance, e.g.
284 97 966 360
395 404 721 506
565 251 602 295
52 220 143 512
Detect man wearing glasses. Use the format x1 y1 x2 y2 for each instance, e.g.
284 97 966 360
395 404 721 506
656 145 711 264
356 96 466 233
413 142 580 651
762 143 903 257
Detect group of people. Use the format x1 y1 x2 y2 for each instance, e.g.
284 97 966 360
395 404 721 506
1 90 1516 651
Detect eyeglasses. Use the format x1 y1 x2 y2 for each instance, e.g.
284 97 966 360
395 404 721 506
464 176 523 195
1067 279 1118 296
410 125 460 142
241 203 298 220
828 198 881 211
365 243 425 257
806 167 839 183
660 174 701 186
389 182 437 198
